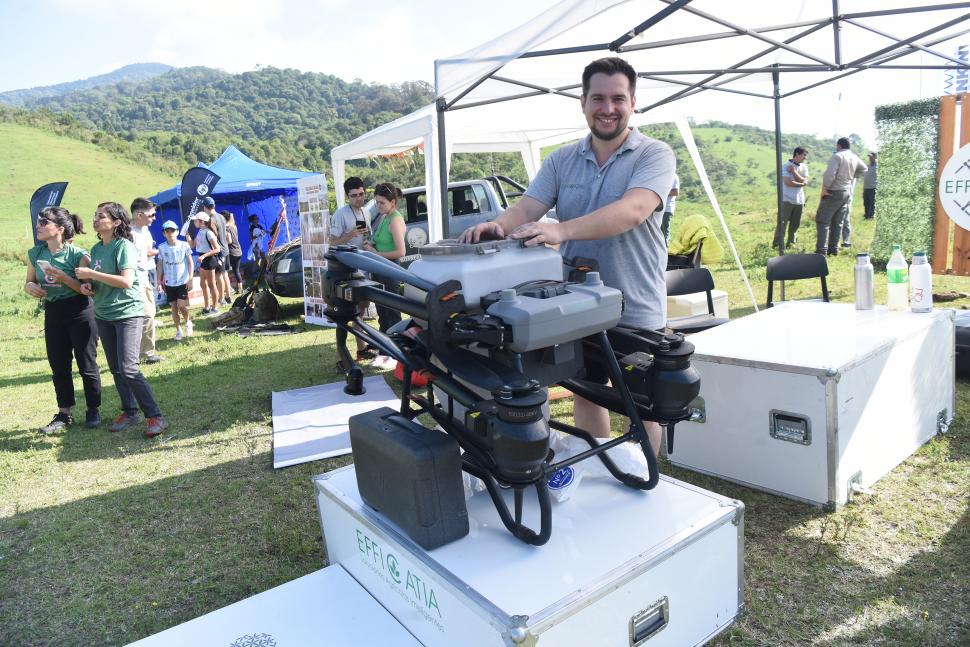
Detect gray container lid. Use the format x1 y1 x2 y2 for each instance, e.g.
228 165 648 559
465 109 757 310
419 238 532 256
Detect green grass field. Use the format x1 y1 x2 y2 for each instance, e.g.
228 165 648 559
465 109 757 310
1 123 968 646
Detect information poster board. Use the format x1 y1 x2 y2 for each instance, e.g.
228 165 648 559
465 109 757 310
297 175 332 326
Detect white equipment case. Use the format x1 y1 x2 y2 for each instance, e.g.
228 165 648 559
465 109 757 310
669 302 955 508
315 465 743 647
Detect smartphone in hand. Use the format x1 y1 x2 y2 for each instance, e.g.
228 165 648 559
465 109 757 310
35 259 55 282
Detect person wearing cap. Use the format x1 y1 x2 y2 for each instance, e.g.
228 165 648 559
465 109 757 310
201 197 231 306
130 198 162 364
192 212 222 314
156 220 194 340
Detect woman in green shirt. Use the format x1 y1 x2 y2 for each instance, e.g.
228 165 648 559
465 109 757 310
76 202 167 438
361 182 406 335
24 207 102 433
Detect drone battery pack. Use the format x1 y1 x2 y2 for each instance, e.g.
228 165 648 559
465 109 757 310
349 407 469 550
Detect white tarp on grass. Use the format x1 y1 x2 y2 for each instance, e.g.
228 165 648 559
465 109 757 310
271 376 399 468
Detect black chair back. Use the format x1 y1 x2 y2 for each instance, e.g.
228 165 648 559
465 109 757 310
765 253 830 308
666 267 718 317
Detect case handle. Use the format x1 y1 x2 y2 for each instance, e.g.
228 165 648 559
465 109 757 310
630 597 669 645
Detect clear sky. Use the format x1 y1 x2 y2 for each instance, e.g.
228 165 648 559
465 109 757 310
0 0 960 149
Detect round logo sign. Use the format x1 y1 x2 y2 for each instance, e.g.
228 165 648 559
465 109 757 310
939 142 970 231
548 466 575 490
406 226 428 249
197 184 209 196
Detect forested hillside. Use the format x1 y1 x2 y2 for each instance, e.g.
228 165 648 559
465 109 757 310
0 63 173 108
0 63 869 203
17 66 433 177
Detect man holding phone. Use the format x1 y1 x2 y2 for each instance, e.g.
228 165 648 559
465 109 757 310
330 176 369 247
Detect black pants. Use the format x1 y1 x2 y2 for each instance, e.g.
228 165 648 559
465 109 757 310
45 295 101 410
228 254 242 284
374 274 402 333
863 188 876 219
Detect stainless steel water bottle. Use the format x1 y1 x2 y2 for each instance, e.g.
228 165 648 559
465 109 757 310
854 252 874 310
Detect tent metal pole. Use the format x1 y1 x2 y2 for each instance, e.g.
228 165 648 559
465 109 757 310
436 98 449 237
773 66 786 307
490 75 582 99
843 2 970 21
620 18 828 53
773 66 786 301
639 74 773 99
844 12 970 68
782 27 970 98
639 20 830 113
832 1 842 67
659 0 835 66
842 17 969 66
609 0 692 50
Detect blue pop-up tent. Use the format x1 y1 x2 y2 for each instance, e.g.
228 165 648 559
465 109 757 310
149 145 320 261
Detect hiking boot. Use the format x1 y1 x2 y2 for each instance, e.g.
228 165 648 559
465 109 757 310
85 408 101 428
175 328 184 341
39 412 72 434
145 417 168 438
142 353 163 364
109 411 143 432
185 320 194 336
221 297 231 305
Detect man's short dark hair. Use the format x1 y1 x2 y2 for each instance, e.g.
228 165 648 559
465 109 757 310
793 147 807 157
343 176 364 194
837 137 851 150
130 197 155 215
582 57 637 96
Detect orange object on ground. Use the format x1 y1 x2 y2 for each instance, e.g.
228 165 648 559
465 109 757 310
394 361 429 387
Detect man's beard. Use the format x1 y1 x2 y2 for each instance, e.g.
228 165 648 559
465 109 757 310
591 118 627 142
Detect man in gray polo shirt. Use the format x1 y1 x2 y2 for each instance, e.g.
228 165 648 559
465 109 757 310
459 57 675 453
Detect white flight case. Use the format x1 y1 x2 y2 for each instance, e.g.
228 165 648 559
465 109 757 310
669 301 955 508
315 465 743 647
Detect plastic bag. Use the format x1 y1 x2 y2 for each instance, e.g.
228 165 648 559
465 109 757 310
546 432 650 502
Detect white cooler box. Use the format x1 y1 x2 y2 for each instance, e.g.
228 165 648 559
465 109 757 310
667 289 729 320
315 465 743 647
669 302 955 508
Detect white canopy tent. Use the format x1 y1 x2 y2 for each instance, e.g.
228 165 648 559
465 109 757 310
332 0 970 309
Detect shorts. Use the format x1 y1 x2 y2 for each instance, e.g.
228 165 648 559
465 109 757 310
200 256 222 271
164 283 189 303
583 326 666 384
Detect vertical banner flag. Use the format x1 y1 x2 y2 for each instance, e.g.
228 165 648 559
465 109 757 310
177 167 220 237
29 182 68 245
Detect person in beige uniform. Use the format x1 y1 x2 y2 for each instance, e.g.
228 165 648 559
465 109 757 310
814 138 867 256
130 197 162 363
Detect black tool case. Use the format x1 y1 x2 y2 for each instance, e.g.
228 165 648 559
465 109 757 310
349 407 469 550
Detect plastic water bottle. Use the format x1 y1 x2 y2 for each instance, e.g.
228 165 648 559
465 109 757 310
887 244 909 311
910 251 933 313
854 252 874 310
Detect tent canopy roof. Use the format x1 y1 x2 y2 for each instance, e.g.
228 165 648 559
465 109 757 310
434 0 969 113
151 145 318 206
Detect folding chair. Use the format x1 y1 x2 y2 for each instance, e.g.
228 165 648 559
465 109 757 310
765 253 829 308
665 267 730 334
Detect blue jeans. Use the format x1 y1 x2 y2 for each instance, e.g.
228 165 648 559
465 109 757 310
97 317 162 418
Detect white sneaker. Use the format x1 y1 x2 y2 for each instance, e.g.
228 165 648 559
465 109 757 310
174 329 184 341
185 320 193 336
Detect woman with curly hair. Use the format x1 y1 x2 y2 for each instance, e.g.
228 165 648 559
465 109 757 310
24 206 102 433
76 202 167 438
